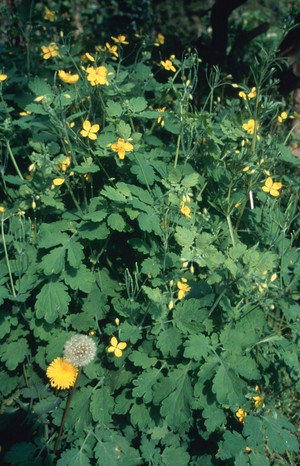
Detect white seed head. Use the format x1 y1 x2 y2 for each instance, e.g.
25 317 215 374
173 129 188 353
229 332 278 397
63 334 97 367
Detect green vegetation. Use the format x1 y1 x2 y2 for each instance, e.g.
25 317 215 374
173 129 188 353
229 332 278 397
0 2 299 465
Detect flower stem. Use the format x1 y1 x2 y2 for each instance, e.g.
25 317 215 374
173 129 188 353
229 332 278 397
6 140 24 180
1 215 16 298
53 368 81 454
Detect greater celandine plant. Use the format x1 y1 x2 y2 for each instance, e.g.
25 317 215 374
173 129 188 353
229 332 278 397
0 5 299 466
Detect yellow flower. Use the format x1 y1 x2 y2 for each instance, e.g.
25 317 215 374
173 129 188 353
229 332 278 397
46 357 78 390
82 52 95 62
111 138 134 159
277 111 288 124
155 33 165 45
160 59 176 72
58 70 79 84
242 119 259 134
41 43 59 60
238 91 247 100
19 111 31 116
44 6 56 22
111 35 129 45
107 336 127 357
180 201 191 219
252 395 265 409
86 66 109 86
57 156 71 171
157 107 166 126
177 277 191 300
51 177 65 189
0 206 5 213
0 74 8 82
80 120 100 140
106 42 119 58
262 177 282 197
235 408 247 423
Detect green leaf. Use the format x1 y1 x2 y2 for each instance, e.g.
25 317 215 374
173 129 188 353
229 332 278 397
212 364 246 406
202 403 227 432
141 257 161 278
132 368 161 403
107 212 126 231
183 334 210 360
162 446 190 466
160 365 193 429
57 448 91 466
117 120 131 139
130 402 154 429
40 246 66 275
218 430 246 460
156 327 182 357
128 97 148 113
35 281 71 323
63 264 95 293
1 338 29 370
175 226 195 248
67 239 84 269
91 386 114 424
173 299 209 334
28 77 52 96
128 351 158 369
4 442 37 466
106 99 123 117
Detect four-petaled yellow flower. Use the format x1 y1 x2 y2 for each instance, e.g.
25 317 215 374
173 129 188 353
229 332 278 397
46 357 78 390
177 277 191 300
111 35 129 45
107 336 127 357
106 42 119 58
262 177 282 197
157 107 166 126
51 177 65 189
180 201 191 219
235 408 247 423
86 66 109 86
277 111 288 124
57 156 71 171
111 138 134 159
58 70 79 84
44 6 56 22
252 395 265 409
242 119 259 134
160 58 176 72
0 74 8 82
239 87 256 100
155 33 165 45
41 43 59 60
80 120 100 140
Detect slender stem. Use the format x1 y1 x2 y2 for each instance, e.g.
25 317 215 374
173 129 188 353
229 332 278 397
53 368 81 454
226 214 236 247
174 134 181 168
6 140 24 180
1 215 17 297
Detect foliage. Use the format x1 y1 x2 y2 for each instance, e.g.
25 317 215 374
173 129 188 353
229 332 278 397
0 2 299 465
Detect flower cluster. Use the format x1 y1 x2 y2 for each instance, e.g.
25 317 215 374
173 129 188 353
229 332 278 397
180 195 192 219
235 408 247 423
160 56 176 72
242 119 259 134
238 87 256 100
58 70 79 84
177 277 191 300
